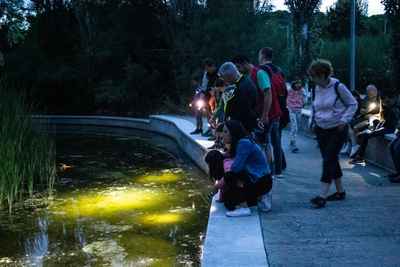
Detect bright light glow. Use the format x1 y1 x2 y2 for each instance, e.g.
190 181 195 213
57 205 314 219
196 100 204 110
137 173 182 183
138 214 182 224
51 188 164 218
370 103 377 109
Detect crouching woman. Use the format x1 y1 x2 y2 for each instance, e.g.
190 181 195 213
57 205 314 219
222 120 273 217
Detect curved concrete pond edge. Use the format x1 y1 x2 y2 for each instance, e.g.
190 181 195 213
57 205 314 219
36 115 269 267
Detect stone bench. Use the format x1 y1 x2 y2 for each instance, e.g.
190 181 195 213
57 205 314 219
299 109 395 171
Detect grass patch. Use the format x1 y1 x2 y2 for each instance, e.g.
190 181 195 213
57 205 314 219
0 80 56 212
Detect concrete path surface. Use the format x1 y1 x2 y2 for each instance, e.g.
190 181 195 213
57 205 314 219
176 115 400 266
263 130 400 266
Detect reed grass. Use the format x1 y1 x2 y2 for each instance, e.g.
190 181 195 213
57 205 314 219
0 80 56 212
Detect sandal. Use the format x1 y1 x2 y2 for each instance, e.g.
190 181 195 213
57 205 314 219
311 196 326 208
326 191 346 201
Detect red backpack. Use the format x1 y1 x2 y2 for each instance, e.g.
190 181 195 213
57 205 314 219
260 64 290 129
260 64 287 98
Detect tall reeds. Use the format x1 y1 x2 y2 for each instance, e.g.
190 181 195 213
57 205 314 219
0 80 56 212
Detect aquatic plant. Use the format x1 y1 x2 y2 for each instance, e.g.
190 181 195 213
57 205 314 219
0 80 56 212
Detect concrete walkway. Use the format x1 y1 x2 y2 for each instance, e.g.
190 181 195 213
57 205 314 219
262 129 400 266
178 115 400 266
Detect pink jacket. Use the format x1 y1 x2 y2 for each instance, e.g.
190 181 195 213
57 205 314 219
215 158 234 202
309 78 358 129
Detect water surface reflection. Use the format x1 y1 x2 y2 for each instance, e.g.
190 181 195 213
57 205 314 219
0 134 210 266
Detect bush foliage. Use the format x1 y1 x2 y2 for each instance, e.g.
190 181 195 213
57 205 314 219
0 0 397 116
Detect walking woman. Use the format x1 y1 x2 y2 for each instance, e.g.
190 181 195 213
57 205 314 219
308 60 358 207
221 120 273 217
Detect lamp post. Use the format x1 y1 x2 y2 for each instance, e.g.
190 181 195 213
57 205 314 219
350 0 355 91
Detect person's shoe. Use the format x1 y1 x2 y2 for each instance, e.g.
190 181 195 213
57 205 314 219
387 173 399 178
202 130 212 137
349 155 364 164
275 174 283 178
390 176 400 183
311 196 326 208
291 146 299 153
190 129 202 135
349 144 360 158
326 191 346 201
226 206 251 217
339 143 351 154
260 192 272 212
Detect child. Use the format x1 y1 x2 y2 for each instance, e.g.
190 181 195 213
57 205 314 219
204 150 233 203
207 122 225 151
190 76 204 134
287 79 307 152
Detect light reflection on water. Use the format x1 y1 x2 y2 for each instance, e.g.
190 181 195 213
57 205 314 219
0 134 210 266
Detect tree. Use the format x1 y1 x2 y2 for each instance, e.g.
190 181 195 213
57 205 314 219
284 0 323 80
325 0 369 40
382 0 400 89
0 0 26 66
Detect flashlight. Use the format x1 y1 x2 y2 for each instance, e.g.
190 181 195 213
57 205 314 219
369 103 377 109
197 100 204 110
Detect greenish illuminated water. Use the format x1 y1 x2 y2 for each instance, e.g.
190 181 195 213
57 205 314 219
0 134 211 266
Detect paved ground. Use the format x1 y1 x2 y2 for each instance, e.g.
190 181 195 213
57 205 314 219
177 115 400 266
262 130 400 266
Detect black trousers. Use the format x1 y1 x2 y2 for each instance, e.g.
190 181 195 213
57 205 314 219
223 170 273 211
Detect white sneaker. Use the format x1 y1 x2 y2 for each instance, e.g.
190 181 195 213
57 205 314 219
275 174 283 178
349 144 360 158
226 206 251 217
260 192 272 212
339 143 351 154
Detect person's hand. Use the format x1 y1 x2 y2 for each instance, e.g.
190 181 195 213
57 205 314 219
257 120 265 131
337 121 346 131
211 186 218 196
261 116 269 126
209 118 216 128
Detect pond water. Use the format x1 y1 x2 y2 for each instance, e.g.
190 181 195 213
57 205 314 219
0 133 211 266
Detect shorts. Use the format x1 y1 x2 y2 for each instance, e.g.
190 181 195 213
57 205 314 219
254 118 279 145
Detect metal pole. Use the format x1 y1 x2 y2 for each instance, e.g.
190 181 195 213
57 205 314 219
350 0 355 91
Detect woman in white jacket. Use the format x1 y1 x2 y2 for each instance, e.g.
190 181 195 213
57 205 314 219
308 60 358 208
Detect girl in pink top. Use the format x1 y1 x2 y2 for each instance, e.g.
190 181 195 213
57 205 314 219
287 79 307 152
205 150 234 202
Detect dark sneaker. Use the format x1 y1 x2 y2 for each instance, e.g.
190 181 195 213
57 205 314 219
311 196 326 208
190 129 202 135
202 130 212 137
326 191 346 201
349 156 364 164
387 173 399 178
390 176 400 183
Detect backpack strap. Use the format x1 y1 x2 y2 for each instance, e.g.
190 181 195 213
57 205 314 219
334 81 342 104
312 81 342 103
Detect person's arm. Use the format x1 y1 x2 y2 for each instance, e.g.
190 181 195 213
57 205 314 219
211 99 224 121
338 84 358 126
230 140 250 173
257 70 271 125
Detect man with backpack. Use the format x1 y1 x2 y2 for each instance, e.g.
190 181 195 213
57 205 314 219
258 47 289 174
232 52 284 178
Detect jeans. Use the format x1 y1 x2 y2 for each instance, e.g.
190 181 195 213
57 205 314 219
223 170 273 211
358 126 394 158
316 125 348 184
389 138 400 174
254 118 282 175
